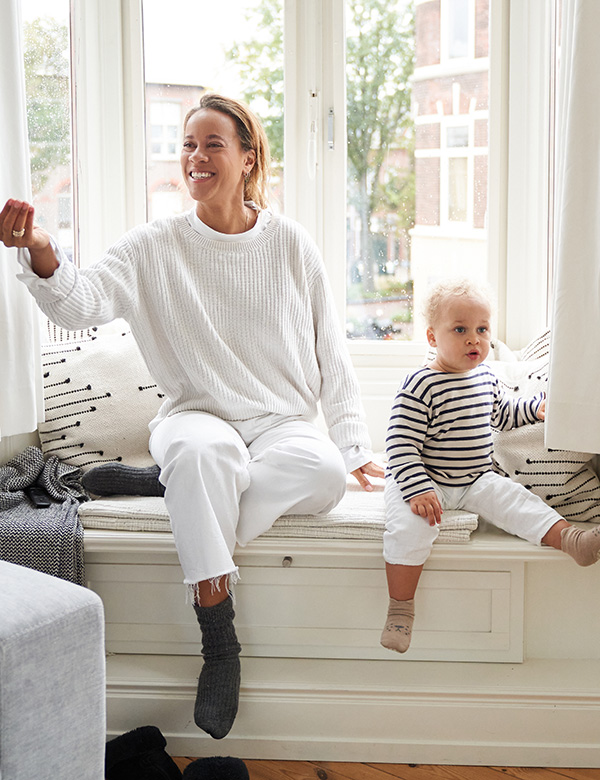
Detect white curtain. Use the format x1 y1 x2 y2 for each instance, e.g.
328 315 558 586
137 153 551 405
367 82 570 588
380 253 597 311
0 0 44 439
546 0 600 453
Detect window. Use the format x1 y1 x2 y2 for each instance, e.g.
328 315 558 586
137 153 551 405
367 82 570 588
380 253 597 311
405 0 489 341
141 0 489 343
448 157 468 221
447 125 469 147
445 0 470 60
149 101 180 159
57 185 72 230
345 0 415 341
18 0 561 443
22 0 74 261
141 0 284 219
442 120 476 225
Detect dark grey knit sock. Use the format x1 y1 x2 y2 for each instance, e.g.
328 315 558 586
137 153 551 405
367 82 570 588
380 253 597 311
193 597 241 740
82 463 164 497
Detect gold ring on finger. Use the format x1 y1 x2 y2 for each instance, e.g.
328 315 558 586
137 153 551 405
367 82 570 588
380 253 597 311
12 228 25 238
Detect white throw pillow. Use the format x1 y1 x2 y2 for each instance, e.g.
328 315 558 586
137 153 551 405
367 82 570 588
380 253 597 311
490 346 600 523
38 330 164 471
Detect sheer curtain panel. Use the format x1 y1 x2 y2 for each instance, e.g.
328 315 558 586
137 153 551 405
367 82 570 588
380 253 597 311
546 0 600 453
0 0 44 439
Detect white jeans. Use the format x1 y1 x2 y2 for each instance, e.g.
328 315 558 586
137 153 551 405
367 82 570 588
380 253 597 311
383 470 562 566
149 411 347 585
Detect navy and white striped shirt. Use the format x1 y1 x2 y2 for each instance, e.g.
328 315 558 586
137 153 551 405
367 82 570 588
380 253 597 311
386 365 543 501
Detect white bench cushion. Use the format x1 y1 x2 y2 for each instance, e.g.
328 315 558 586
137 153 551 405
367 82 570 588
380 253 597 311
79 480 478 543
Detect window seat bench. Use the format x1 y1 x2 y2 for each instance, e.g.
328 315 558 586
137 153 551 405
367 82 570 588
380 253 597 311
35 326 600 763
81 483 600 766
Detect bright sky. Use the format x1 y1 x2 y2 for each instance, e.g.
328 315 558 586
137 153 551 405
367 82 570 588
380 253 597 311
22 0 67 23
143 0 251 91
22 0 255 94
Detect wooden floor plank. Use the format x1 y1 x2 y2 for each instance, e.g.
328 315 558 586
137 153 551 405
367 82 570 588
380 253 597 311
559 772 600 780
172 756 193 771
244 759 327 780
304 761 401 780
492 772 600 780
359 764 509 780
171 760 600 780
487 770 577 780
568 773 600 780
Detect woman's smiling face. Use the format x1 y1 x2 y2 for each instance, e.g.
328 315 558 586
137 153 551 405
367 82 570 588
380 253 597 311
181 108 255 207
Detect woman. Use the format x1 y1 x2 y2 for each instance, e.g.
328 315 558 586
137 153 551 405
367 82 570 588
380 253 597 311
0 93 383 739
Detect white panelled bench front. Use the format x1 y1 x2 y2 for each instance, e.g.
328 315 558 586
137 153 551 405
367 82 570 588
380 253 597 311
81 481 600 767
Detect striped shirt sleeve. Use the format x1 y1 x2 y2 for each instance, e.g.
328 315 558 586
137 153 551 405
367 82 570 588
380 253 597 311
386 372 436 501
490 374 544 431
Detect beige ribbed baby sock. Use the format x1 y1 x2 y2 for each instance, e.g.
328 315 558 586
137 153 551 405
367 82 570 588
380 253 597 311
380 597 415 653
561 525 600 567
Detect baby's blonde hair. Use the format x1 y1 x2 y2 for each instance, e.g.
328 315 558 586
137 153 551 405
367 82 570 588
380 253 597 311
423 278 493 328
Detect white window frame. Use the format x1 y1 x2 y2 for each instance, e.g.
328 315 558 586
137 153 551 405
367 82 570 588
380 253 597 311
69 0 557 447
70 0 146 265
502 0 554 348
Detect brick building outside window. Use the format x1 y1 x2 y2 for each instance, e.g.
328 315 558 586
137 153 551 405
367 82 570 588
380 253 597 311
411 0 489 333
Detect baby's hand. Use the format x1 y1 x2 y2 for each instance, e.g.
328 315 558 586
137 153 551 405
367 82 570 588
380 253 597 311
409 491 443 526
537 398 546 421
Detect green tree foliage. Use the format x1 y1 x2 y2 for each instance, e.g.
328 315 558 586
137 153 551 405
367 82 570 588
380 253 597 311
23 17 71 193
346 0 414 210
346 0 415 291
227 0 284 164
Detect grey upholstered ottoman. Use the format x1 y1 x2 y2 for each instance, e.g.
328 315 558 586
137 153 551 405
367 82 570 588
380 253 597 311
0 561 106 780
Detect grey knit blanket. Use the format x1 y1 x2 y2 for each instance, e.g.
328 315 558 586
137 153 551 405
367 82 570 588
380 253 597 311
0 446 88 585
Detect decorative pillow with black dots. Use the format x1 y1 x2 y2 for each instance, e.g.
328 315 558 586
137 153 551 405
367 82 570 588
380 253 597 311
489 333 600 523
38 329 164 471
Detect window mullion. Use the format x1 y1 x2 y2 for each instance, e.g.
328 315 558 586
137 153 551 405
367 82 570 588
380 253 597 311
320 0 347 324
504 0 552 347
486 0 510 340
285 0 346 325
120 0 147 230
283 0 323 249
71 0 145 265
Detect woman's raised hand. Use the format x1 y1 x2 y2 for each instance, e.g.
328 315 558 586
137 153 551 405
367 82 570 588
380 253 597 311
0 199 51 251
0 199 58 277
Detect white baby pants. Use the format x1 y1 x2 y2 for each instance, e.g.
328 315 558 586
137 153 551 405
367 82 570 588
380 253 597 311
384 470 562 566
149 411 347 585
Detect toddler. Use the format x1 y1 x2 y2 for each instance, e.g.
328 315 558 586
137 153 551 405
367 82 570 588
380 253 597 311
381 278 600 654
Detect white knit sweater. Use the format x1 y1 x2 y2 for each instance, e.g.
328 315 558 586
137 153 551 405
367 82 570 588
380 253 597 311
18 211 371 453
